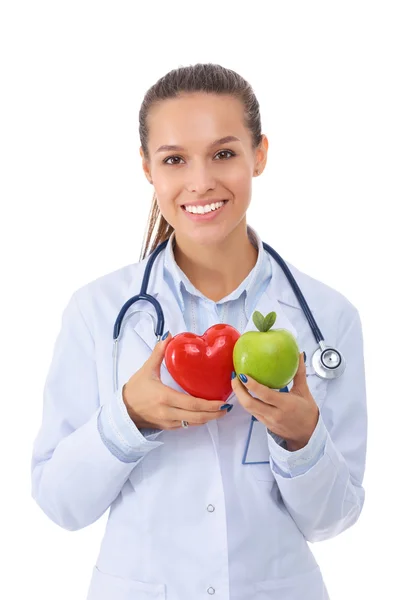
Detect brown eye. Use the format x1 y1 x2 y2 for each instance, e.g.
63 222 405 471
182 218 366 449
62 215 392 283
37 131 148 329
215 150 236 160
164 156 184 165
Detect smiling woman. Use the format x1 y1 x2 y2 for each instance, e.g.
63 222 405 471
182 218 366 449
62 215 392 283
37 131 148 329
31 62 367 600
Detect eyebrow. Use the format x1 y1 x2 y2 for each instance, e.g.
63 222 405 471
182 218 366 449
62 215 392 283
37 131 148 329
155 135 241 154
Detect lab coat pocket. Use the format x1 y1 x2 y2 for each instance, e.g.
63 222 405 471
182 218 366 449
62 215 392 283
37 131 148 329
86 565 166 600
250 462 276 483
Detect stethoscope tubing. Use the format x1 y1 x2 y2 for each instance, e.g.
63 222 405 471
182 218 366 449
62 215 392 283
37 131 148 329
112 239 345 392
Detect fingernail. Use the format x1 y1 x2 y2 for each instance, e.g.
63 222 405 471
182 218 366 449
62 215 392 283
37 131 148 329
226 405 234 413
231 371 236 380
161 331 169 340
220 403 232 410
303 351 307 363
239 374 248 384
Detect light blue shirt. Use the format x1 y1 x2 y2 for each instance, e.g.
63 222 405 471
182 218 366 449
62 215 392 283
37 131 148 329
163 225 272 337
98 225 325 477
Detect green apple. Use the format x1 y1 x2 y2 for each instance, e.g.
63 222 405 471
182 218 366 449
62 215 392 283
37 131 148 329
233 310 300 389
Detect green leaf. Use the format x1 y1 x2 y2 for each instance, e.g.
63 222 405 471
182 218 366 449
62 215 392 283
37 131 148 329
263 311 277 332
252 311 265 332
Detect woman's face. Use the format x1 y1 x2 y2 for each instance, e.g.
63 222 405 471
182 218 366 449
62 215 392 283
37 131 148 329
141 92 268 246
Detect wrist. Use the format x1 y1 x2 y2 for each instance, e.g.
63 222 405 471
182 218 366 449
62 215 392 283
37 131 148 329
122 384 153 429
286 439 306 452
122 384 140 423
286 409 320 451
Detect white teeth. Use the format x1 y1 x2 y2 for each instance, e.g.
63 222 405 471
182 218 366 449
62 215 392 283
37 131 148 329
184 201 225 214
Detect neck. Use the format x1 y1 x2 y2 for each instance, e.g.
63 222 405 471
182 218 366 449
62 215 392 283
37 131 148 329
173 221 258 302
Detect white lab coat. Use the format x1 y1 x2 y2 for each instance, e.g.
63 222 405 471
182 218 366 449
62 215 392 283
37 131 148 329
31 246 367 600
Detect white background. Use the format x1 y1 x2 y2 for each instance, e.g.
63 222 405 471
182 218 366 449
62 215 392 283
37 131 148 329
1 1 412 598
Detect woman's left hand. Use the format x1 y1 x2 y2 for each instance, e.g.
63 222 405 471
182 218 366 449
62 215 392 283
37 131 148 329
231 352 320 451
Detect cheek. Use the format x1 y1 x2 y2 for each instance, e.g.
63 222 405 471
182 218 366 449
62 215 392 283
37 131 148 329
153 171 173 196
226 167 252 201
152 174 179 213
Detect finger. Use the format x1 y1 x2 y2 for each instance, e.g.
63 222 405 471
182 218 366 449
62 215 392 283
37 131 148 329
168 406 230 426
170 390 232 413
230 375 268 418
232 372 287 409
146 331 171 376
291 352 309 392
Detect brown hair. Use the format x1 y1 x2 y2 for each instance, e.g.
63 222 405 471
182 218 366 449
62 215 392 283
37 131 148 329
138 63 263 261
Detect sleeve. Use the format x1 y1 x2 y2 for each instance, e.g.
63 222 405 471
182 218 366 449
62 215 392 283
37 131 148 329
98 387 163 462
266 306 367 543
267 420 326 476
31 292 164 532
266 382 326 475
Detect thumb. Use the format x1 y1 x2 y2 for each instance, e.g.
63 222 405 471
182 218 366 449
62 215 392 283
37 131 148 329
291 352 308 392
146 331 171 376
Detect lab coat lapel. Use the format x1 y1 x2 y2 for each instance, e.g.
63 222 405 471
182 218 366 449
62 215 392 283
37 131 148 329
241 282 298 339
132 280 187 354
120 249 186 350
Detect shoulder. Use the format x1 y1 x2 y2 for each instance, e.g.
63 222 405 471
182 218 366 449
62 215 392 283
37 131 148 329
76 261 141 301
66 258 150 333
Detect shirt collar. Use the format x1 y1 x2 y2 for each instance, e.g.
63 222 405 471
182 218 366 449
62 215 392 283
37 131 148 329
163 224 268 314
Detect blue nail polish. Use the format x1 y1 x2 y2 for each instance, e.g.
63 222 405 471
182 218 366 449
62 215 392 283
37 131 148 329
239 374 248 384
226 405 234 413
161 331 169 340
231 371 236 380
220 403 232 410
303 351 307 363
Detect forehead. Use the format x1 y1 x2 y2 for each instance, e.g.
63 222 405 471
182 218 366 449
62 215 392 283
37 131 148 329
146 93 249 151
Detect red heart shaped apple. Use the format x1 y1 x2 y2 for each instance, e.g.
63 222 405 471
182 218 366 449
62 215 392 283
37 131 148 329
164 324 240 401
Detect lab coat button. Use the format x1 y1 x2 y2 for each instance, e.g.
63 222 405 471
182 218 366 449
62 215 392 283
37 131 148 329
207 504 215 512
207 587 216 594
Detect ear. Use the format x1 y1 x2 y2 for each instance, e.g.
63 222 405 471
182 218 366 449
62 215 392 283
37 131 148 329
253 134 269 176
140 148 153 184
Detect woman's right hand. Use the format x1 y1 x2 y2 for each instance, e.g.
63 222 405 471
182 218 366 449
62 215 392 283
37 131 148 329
122 332 232 430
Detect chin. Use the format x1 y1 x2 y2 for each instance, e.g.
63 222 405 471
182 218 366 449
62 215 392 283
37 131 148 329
181 223 233 247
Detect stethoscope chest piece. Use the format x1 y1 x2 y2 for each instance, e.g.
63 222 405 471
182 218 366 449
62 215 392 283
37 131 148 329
312 345 346 379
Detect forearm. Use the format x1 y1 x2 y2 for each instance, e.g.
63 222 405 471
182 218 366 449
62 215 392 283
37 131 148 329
31 401 162 532
268 415 365 543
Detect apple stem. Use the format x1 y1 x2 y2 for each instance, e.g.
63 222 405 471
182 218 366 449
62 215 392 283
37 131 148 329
252 311 277 332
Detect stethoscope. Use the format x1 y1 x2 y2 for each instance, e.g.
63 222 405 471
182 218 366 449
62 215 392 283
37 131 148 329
112 240 346 394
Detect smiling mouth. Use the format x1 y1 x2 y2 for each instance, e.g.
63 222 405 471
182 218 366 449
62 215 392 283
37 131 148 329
181 200 229 215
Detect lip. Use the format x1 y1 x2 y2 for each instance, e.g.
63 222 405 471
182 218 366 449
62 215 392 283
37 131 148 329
181 200 228 222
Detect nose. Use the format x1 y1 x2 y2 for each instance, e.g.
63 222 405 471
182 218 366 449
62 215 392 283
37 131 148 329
185 162 217 195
